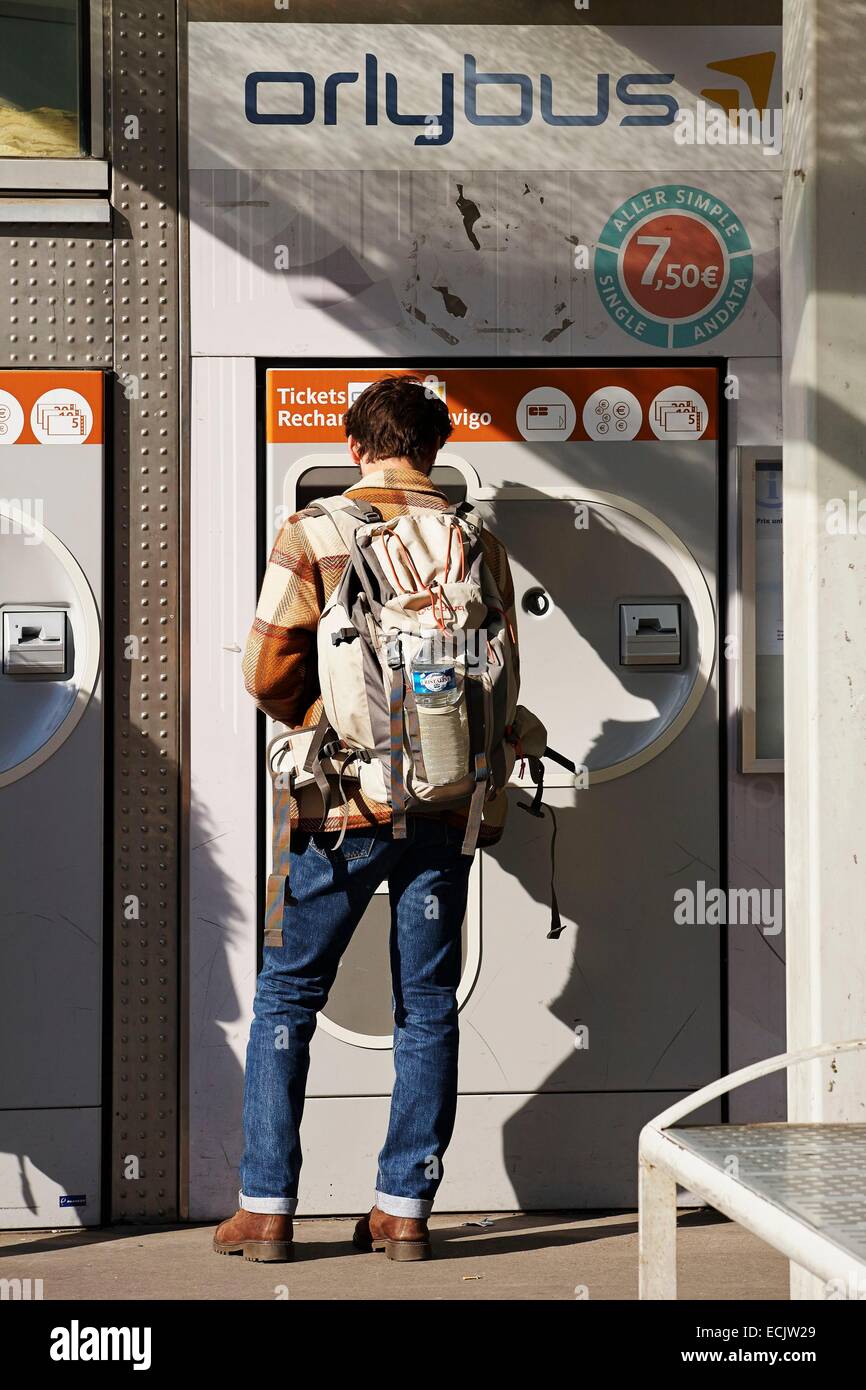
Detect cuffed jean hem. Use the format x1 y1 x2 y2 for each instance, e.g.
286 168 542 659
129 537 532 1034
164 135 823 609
239 1189 298 1215
376 1190 433 1219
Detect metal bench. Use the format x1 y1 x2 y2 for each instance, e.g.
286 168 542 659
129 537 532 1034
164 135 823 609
638 1039 866 1299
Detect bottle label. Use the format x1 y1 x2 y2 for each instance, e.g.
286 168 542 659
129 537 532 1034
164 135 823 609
412 668 456 695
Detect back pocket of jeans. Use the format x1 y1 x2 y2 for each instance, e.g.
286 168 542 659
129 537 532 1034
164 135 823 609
310 832 375 862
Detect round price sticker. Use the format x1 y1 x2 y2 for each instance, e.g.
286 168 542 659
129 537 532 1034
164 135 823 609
594 185 753 349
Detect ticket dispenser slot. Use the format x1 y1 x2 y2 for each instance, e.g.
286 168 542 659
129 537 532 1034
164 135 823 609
619 602 682 667
3 609 68 676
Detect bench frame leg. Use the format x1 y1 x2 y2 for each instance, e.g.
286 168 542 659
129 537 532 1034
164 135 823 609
639 1152 678 1300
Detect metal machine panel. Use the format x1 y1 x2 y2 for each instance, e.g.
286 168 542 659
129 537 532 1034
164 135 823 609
296 1092 721 1215
0 1108 101 1230
725 361 785 1120
0 370 103 1227
187 357 260 1221
258 364 720 1207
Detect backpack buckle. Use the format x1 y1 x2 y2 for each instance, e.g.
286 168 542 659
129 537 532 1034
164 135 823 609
385 638 402 669
517 754 546 817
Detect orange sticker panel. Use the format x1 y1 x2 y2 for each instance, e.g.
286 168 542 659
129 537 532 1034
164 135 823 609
266 367 718 446
0 371 103 445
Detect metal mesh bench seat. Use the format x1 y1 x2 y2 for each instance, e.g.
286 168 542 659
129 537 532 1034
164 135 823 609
638 1042 866 1299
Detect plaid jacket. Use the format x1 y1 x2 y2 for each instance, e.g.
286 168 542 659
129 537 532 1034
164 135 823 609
243 465 519 843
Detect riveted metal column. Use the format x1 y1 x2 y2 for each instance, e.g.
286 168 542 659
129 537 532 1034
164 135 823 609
109 1 182 1222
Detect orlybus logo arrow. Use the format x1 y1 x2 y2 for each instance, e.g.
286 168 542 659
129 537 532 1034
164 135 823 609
701 51 777 119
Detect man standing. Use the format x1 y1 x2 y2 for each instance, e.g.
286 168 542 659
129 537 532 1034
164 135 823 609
214 376 518 1263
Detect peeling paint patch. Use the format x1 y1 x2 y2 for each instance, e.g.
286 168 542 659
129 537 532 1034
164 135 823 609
455 183 482 250
432 284 468 318
431 323 460 345
543 318 575 343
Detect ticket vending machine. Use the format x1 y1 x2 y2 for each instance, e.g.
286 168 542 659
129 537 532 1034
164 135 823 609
0 372 103 1227
264 364 720 1209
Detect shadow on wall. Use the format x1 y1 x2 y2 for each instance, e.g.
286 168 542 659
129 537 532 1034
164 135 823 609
188 797 255 1220
479 489 720 1207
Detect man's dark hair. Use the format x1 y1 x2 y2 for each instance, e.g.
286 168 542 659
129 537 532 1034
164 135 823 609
344 375 452 467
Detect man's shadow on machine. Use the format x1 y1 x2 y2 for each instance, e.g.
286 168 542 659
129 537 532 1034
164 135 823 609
470 483 719 1217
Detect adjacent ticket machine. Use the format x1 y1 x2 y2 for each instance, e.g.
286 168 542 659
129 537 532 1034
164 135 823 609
0 372 103 1227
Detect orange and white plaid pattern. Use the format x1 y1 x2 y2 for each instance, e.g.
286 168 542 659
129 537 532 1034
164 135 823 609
243 466 518 841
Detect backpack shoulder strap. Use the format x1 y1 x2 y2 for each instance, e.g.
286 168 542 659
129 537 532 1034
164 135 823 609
306 493 382 525
303 493 382 555
449 499 484 533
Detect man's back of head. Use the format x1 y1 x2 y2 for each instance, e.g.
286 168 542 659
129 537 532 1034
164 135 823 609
344 375 453 477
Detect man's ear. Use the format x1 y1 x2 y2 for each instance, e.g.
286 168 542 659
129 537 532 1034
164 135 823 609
347 435 364 467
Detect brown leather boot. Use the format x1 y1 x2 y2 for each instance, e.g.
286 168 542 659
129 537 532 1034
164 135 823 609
213 1209 294 1262
353 1205 431 1261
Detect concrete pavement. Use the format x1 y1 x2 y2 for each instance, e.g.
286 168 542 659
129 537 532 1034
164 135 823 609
0 1210 788 1301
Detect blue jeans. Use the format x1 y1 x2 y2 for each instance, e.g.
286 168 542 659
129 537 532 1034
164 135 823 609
239 817 473 1218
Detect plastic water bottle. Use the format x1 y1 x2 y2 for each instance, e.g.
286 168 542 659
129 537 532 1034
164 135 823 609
411 639 461 709
410 638 470 785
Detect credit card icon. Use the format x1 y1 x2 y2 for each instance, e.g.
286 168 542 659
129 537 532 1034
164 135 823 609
526 403 566 430
347 381 375 405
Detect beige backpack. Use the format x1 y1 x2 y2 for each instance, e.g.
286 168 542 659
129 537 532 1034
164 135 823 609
305 495 520 848
262 495 559 947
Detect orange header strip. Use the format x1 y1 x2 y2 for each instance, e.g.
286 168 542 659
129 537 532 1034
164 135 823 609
0 370 103 445
267 367 717 445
